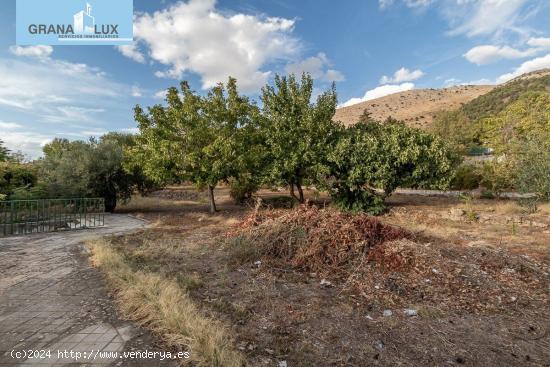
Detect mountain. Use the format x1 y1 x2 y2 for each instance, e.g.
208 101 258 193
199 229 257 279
333 69 550 128
460 69 550 121
334 85 494 128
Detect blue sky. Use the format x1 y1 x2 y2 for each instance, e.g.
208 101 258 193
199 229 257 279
1 0 550 158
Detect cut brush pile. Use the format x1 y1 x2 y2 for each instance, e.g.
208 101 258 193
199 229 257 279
225 204 410 274
226 205 550 313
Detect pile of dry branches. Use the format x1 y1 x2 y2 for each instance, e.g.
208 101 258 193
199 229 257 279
226 204 410 274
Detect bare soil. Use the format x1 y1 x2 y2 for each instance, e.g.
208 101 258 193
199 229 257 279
110 188 550 367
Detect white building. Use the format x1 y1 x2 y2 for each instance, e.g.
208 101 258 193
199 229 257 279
73 3 95 34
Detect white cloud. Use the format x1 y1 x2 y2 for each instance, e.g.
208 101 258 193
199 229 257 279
0 121 23 130
464 44 538 65
340 82 415 108
285 53 345 82
527 37 550 48
496 53 550 83
404 0 435 7
1 129 53 159
443 78 461 86
445 0 528 38
379 0 434 9
125 0 301 92
81 130 108 137
380 67 424 84
43 106 106 124
0 58 125 121
119 127 140 134
464 78 495 85
153 89 168 99
116 44 146 63
9 45 53 59
131 85 142 97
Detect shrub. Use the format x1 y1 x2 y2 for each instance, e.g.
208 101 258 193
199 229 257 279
326 119 460 214
479 161 515 197
0 161 39 200
229 175 258 204
450 164 482 190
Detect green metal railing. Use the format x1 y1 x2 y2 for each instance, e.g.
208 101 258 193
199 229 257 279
0 198 105 237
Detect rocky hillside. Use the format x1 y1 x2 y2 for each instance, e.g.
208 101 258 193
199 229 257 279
333 69 550 128
334 85 494 128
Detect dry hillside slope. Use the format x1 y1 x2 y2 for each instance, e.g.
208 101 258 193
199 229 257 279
334 85 494 128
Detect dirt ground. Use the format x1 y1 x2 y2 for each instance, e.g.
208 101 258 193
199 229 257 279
109 187 550 367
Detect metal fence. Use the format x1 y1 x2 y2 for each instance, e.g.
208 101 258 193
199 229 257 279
0 198 105 237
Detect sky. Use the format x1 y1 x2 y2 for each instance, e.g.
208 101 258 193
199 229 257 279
1 0 550 158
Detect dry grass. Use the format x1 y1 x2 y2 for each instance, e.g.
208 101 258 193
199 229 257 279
97 187 550 366
88 238 245 367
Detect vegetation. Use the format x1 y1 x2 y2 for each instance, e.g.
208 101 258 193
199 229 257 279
462 74 550 121
431 76 550 199
40 134 155 212
132 78 262 213
261 73 339 203
0 140 10 162
89 238 244 367
326 115 460 214
9 72 548 213
0 161 41 200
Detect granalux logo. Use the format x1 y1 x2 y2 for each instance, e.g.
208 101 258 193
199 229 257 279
16 0 133 45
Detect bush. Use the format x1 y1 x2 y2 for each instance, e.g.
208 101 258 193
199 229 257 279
331 189 387 215
0 161 39 200
326 119 460 214
515 139 550 201
229 176 258 204
450 164 482 190
479 161 515 197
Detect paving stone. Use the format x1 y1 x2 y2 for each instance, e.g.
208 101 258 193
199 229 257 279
0 215 179 366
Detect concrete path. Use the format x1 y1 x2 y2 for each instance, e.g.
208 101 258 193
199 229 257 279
0 215 178 366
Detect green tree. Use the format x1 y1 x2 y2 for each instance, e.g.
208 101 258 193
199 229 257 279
479 92 550 200
261 73 339 202
431 110 481 154
40 134 155 212
0 140 10 162
326 118 460 214
0 162 39 200
516 138 550 201
132 78 260 213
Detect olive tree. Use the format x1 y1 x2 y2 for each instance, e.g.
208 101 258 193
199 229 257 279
40 134 155 212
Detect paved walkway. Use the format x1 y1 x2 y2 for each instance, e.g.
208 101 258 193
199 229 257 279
0 215 178 366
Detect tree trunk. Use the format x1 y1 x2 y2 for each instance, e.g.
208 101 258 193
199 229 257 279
104 186 117 213
296 181 305 203
207 185 217 214
289 182 298 201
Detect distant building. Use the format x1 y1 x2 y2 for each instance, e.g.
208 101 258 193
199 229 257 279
74 3 95 34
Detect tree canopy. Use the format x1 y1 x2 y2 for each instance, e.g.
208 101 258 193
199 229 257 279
40 134 155 212
132 78 261 212
326 117 460 214
261 73 339 202
0 140 10 162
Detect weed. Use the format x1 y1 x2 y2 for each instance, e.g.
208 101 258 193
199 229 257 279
88 239 245 367
459 193 479 222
